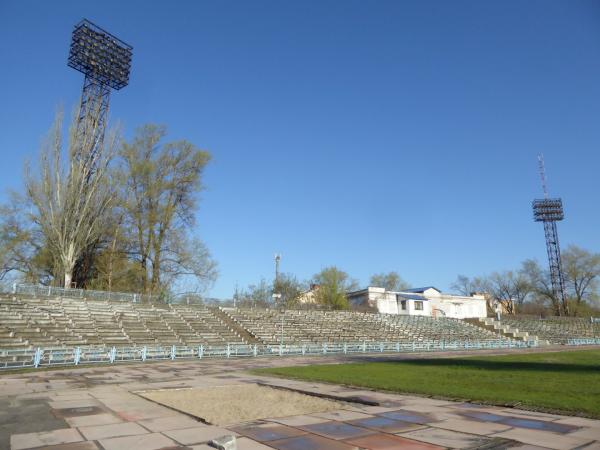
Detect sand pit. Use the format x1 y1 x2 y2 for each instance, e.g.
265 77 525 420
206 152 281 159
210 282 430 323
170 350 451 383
138 384 342 425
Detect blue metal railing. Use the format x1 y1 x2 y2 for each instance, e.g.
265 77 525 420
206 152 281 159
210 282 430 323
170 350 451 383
566 338 600 346
0 339 539 370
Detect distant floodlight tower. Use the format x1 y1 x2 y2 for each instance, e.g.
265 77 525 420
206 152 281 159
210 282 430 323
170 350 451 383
532 154 567 314
67 19 132 170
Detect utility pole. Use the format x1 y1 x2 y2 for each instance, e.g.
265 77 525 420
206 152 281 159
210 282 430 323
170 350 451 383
273 254 282 308
274 254 281 286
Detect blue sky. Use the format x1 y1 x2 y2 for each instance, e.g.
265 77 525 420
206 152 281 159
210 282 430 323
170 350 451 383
0 0 599 298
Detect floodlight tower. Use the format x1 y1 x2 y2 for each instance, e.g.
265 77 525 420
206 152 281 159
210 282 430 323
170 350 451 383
67 19 132 170
532 154 567 314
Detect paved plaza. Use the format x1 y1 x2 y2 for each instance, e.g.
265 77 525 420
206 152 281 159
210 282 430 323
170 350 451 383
1 347 599 450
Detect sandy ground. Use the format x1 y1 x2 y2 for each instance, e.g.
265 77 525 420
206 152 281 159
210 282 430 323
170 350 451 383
138 384 342 425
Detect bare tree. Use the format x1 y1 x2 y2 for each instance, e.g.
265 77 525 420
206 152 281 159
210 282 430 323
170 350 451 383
273 273 305 308
562 245 600 307
25 109 116 287
521 259 561 315
485 270 531 315
451 274 487 296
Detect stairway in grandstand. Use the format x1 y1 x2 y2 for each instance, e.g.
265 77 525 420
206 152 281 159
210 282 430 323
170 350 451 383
209 306 262 344
464 317 543 344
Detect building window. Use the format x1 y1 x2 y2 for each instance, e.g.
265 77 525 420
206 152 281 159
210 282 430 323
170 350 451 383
414 301 424 311
400 300 407 310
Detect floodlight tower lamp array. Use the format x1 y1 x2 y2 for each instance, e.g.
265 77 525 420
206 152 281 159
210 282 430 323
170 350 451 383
67 19 133 174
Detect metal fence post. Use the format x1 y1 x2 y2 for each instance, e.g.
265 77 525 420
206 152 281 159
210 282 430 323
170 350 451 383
362 341 366 353
171 345 176 360
226 344 231 358
253 344 257 357
34 348 42 368
279 344 283 356
301 344 306 355
343 343 347 354
199 345 204 359
74 347 81 365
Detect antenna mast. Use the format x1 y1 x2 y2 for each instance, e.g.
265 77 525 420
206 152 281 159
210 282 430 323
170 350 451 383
538 154 549 199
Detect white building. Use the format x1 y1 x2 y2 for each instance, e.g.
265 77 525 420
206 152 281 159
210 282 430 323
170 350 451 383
347 286 487 319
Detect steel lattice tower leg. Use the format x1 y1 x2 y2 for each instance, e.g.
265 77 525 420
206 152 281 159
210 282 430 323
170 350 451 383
543 220 567 314
75 75 111 173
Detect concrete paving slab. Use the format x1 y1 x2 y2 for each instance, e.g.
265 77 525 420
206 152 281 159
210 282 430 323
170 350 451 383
298 421 376 440
11 428 83 450
47 398 102 408
164 426 238 445
30 442 99 450
399 426 496 448
268 433 359 450
345 433 445 450
508 446 554 450
564 427 600 441
347 416 425 433
78 421 148 440
492 428 593 450
230 423 307 441
99 432 178 450
52 406 107 418
310 410 374 421
577 442 600 450
137 414 203 431
432 417 513 435
236 436 278 449
497 409 565 421
555 417 600 427
112 406 180 421
378 409 437 424
266 414 331 427
66 413 123 427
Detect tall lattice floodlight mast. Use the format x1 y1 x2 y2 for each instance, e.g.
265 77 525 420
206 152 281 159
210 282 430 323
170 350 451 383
532 154 567 315
67 19 132 170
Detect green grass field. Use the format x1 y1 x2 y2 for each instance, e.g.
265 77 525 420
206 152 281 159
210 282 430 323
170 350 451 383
255 349 600 417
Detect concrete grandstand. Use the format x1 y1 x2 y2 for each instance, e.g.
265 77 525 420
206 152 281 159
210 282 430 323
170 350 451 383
0 292 598 370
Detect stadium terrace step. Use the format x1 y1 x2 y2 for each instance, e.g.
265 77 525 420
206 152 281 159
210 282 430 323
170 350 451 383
212 307 261 344
469 317 552 345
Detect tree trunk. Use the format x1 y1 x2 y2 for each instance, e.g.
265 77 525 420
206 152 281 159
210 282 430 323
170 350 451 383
64 271 73 288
